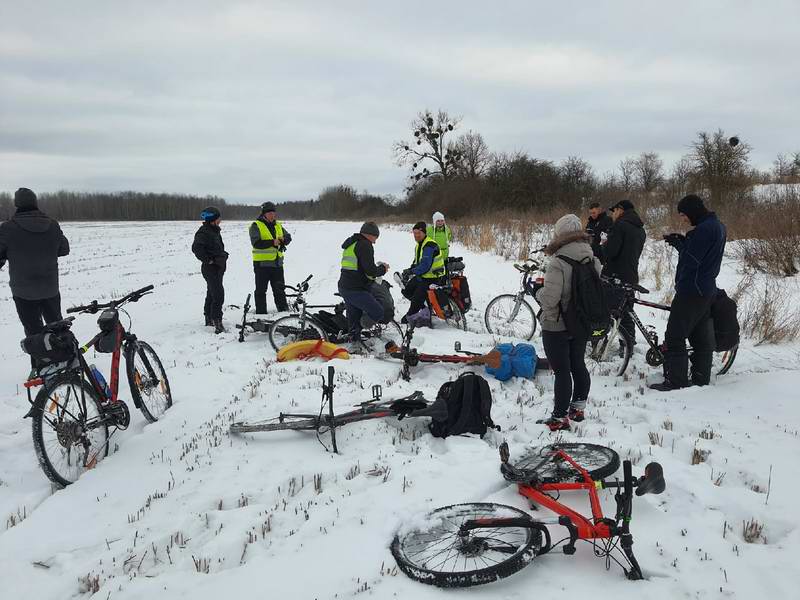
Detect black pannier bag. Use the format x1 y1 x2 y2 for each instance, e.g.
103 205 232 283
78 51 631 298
412 372 498 438
711 288 740 351
20 329 78 368
557 255 610 341
96 309 120 353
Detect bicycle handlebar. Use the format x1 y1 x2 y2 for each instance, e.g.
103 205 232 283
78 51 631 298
67 284 155 314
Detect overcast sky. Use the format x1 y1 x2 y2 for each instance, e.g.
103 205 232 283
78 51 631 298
1 1 798 203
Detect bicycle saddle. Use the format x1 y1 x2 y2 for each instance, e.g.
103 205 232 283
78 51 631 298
635 462 665 496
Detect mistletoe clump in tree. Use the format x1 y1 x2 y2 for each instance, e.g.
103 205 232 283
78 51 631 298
394 110 463 188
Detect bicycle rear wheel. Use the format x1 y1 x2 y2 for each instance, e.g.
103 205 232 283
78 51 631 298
31 374 109 487
269 315 327 352
392 502 542 588
585 319 632 377
357 320 403 354
230 414 319 434
512 443 620 483
714 344 737 376
484 294 537 340
125 340 172 422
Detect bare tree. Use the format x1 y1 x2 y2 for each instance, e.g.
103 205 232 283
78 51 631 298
690 129 751 205
773 153 800 183
393 109 462 187
454 130 491 178
619 157 637 192
634 152 664 192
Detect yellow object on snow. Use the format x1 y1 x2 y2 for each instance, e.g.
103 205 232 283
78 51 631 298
277 339 351 362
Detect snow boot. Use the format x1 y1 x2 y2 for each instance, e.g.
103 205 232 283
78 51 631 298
213 319 226 334
536 415 571 431
568 407 585 422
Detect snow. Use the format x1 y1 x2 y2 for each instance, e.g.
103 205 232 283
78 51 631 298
1 220 799 599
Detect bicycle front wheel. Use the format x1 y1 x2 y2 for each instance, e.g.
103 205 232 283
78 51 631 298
126 340 172 422
31 374 109 487
714 344 737 376
230 415 319 434
444 298 467 331
484 294 537 340
585 319 632 377
392 502 542 588
269 315 327 352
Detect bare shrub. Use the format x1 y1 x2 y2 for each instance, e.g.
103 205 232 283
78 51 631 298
742 519 766 544
730 188 800 277
738 279 800 344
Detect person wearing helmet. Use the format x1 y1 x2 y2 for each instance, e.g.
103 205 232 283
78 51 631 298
192 206 229 334
426 211 452 260
249 202 292 314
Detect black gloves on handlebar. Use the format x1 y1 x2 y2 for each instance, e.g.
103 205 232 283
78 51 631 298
663 233 685 250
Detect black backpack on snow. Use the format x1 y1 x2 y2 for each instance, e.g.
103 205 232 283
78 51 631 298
414 372 497 438
710 288 740 351
557 255 610 340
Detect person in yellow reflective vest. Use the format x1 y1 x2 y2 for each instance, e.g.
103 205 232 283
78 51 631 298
249 202 292 313
397 221 445 323
337 222 391 340
426 211 452 261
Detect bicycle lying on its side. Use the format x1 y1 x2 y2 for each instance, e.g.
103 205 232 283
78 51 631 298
229 366 429 453
392 442 665 588
21 285 172 487
586 276 738 377
237 274 314 342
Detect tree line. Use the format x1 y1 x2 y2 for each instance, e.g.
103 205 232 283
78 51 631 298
3 109 798 223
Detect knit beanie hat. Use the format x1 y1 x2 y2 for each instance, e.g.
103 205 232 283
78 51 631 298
432 211 445 224
14 187 38 209
554 214 583 237
360 221 380 237
677 194 709 226
261 201 277 214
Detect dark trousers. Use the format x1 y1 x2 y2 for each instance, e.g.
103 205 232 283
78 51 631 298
338 286 384 336
254 265 287 313
14 295 63 368
402 277 430 316
201 264 225 320
664 293 715 387
542 330 590 418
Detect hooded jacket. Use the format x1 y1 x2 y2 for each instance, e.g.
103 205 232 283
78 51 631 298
0 209 70 300
602 209 646 284
674 212 726 297
338 233 388 291
535 231 601 332
192 222 229 268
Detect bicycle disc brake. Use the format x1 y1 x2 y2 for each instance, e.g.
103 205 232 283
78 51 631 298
104 400 131 430
645 347 664 367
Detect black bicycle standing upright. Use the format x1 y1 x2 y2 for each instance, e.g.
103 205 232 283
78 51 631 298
484 255 545 340
21 285 173 487
587 276 738 377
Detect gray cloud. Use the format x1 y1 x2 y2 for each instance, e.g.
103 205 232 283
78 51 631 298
1 1 798 202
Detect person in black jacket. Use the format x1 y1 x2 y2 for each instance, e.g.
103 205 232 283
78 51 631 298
0 188 70 362
192 206 229 334
585 202 613 263
650 194 726 391
337 222 390 340
602 200 646 343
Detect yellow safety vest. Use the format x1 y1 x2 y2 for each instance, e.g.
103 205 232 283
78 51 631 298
426 224 452 260
252 220 285 265
414 237 445 279
341 240 375 280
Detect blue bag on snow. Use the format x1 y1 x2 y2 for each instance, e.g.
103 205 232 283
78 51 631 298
485 343 537 381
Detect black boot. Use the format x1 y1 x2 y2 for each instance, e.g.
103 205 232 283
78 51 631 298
205 315 214 327
214 319 226 334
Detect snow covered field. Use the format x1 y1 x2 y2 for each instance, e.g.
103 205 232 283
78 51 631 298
1 220 799 599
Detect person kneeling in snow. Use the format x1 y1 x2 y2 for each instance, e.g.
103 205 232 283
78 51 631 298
338 222 391 341
533 214 601 431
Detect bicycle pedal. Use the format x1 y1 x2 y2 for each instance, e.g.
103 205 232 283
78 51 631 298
563 545 576 555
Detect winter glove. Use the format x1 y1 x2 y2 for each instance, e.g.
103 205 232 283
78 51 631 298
663 233 685 250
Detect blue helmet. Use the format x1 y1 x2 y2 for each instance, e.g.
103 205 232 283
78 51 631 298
201 206 221 222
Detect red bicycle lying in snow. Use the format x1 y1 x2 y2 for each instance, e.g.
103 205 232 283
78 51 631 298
391 442 665 587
